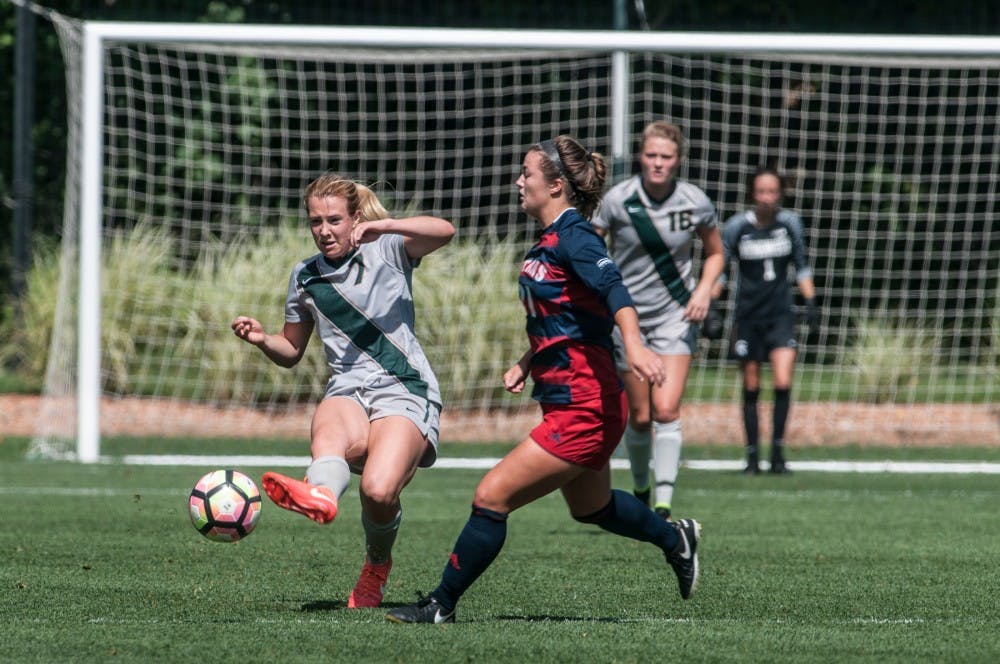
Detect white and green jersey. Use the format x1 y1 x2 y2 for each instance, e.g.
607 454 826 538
284 234 441 408
593 176 717 328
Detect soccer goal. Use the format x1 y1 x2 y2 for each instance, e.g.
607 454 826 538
34 14 1000 460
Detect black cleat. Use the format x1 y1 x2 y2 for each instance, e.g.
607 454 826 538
385 593 455 624
665 518 701 600
633 487 651 506
769 460 792 474
742 450 760 475
769 448 791 474
654 504 672 521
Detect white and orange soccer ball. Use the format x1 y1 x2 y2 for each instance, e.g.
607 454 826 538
188 469 262 542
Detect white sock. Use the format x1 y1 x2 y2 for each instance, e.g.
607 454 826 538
622 425 651 491
362 509 401 565
652 419 682 509
306 455 352 500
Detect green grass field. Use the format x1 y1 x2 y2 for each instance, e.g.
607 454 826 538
2 437 999 663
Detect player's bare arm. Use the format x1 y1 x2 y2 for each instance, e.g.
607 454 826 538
503 349 533 393
351 216 456 259
231 317 313 368
798 275 816 301
614 306 665 385
684 225 726 322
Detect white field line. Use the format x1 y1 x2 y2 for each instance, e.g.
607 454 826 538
111 455 1000 474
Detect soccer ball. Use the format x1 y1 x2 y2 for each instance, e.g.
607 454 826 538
188 469 262 542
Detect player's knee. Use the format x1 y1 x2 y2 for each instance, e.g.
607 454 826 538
651 407 680 424
628 411 652 430
358 475 401 509
472 478 510 514
651 398 681 423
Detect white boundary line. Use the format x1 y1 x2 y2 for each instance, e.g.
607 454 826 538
115 455 1000 474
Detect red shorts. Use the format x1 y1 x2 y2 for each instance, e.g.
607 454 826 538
529 391 628 470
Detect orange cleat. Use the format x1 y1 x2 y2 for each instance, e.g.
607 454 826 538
347 558 392 608
261 471 338 524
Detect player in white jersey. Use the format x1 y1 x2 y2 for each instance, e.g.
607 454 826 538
592 121 724 519
231 173 455 608
712 166 817 474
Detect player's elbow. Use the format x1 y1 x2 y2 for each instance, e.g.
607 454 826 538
270 348 305 369
437 221 457 247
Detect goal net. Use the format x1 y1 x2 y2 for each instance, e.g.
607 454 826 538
33 16 1000 459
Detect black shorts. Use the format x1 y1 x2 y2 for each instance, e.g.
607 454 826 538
729 314 798 362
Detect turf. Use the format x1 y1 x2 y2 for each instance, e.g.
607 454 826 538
2 437 999 662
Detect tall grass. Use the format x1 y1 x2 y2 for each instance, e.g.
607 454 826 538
842 316 937 403
413 238 526 408
175 223 327 405
0 222 530 408
100 222 192 394
0 240 61 377
4 226 997 409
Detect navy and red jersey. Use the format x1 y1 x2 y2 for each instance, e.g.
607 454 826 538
518 208 634 404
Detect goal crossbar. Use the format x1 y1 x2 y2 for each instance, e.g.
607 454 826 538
82 22 1000 55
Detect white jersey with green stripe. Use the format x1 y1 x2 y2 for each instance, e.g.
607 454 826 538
284 233 441 407
593 175 717 327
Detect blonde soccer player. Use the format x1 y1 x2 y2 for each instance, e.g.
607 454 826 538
592 121 724 519
231 173 454 608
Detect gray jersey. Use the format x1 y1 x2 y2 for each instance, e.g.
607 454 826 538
593 175 717 328
284 234 441 408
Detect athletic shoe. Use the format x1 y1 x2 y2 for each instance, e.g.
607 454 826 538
769 460 792 474
348 558 392 608
633 487 651 506
261 471 338 524
665 518 701 600
769 448 791 474
654 503 672 521
385 593 455 624
742 450 760 475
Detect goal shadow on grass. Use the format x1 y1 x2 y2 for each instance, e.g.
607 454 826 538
300 600 434 612
300 600 345 611
494 614 630 623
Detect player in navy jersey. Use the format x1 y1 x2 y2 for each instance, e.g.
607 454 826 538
711 167 818 474
387 135 702 625
231 173 454 608
592 121 725 519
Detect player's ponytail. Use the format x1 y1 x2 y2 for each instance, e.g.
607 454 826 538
355 184 390 222
536 135 607 219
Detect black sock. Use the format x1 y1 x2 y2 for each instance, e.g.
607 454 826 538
773 387 791 442
743 387 760 453
576 489 678 553
433 505 507 612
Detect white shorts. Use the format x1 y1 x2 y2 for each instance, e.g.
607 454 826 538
324 371 441 469
612 317 697 371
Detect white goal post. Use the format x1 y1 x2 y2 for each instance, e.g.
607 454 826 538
37 17 1000 461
